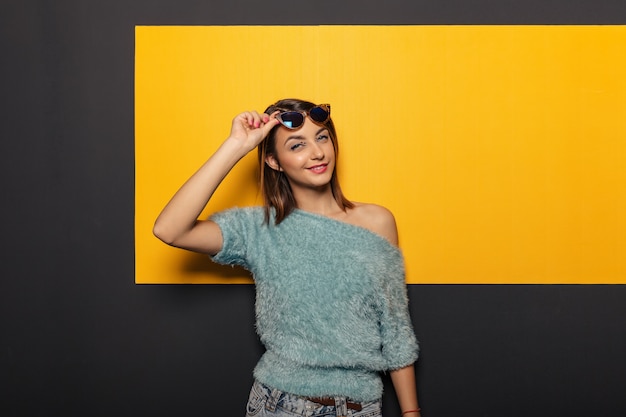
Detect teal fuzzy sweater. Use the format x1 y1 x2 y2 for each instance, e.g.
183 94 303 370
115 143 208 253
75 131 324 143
210 207 419 402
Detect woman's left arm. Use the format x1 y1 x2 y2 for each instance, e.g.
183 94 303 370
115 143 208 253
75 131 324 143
364 204 421 415
390 364 421 417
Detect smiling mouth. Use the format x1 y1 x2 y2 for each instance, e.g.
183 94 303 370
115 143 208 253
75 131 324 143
307 163 328 174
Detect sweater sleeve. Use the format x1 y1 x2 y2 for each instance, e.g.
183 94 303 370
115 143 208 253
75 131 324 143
209 207 258 269
379 253 420 370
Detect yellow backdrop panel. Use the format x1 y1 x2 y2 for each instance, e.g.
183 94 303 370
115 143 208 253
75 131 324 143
135 26 626 284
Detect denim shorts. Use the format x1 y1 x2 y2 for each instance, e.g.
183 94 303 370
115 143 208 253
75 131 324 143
245 380 382 417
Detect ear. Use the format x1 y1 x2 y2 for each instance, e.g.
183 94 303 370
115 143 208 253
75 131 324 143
265 154 283 172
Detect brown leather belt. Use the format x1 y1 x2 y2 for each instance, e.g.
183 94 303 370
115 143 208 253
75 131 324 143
307 397 363 411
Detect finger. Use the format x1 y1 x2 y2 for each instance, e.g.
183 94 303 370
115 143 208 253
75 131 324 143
238 110 274 130
268 110 281 120
235 112 252 128
247 111 264 128
246 112 257 128
262 110 280 123
260 117 281 135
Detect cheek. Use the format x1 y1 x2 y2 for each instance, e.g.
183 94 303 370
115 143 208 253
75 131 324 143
325 142 337 158
275 151 304 168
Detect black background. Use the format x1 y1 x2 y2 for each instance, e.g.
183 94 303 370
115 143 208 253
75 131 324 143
2 1 626 416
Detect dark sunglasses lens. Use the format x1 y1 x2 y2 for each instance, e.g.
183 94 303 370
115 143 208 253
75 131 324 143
279 112 304 129
309 106 329 123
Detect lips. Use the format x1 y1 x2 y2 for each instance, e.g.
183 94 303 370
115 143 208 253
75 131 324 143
307 163 328 174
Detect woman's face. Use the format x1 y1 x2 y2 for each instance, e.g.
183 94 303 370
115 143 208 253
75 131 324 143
266 116 336 191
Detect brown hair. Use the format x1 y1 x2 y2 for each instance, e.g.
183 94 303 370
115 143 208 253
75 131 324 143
258 98 353 224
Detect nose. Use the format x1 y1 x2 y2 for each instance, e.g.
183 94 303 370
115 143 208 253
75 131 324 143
310 142 325 160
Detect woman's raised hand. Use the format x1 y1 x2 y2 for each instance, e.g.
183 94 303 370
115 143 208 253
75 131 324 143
228 110 280 152
154 109 280 253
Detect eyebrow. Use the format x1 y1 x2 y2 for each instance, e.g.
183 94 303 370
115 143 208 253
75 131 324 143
284 127 329 143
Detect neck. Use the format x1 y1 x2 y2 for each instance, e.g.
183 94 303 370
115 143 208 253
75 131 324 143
292 185 342 216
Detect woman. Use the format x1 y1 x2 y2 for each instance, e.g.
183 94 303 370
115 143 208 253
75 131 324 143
154 98 421 417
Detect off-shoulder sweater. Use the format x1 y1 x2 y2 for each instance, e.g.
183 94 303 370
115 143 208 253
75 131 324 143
210 207 419 402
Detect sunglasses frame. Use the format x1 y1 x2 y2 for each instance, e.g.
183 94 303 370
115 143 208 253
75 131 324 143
275 104 331 130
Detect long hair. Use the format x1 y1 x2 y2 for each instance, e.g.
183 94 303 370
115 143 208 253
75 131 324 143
258 98 353 224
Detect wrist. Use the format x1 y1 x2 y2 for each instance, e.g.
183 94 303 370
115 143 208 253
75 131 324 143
401 408 421 416
219 136 255 161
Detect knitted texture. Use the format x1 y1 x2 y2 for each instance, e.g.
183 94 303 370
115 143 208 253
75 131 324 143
210 207 419 402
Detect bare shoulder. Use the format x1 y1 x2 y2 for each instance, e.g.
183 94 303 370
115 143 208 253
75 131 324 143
347 202 399 246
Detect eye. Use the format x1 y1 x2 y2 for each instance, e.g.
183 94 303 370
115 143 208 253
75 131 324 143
290 141 305 151
317 134 329 142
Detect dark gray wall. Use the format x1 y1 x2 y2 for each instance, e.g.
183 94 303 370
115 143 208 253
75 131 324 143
2 1 626 416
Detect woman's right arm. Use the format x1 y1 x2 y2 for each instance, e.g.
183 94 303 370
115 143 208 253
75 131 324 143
153 111 279 255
